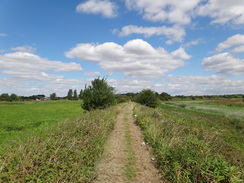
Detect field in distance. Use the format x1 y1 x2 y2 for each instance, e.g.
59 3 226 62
0 100 83 146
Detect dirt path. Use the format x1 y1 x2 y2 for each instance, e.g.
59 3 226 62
93 102 164 183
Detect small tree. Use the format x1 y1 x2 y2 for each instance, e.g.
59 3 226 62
50 93 57 100
160 92 171 101
0 93 10 101
134 89 159 108
73 89 78 100
82 77 116 111
67 89 73 100
10 93 18 101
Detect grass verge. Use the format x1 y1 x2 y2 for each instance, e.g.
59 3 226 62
0 106 118 182
124 112 137 181
133 103 243 182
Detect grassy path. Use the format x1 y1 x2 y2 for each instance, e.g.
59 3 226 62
93 102 164 183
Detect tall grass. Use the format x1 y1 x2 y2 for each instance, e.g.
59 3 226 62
133 104 243 182
0 106 118 182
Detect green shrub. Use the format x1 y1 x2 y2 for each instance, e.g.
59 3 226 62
134 89 159 108
82 77 116 111
116 94 130 103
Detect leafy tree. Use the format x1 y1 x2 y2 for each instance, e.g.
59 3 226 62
160 92 171 101
67 89 73 100
73 89 78 100
0 93 10 101
82 77 116 111
134 89 159 108
50 93 57 100
79 89 83 100
10 93 18 101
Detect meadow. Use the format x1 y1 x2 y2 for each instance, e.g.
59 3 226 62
134 99 244 182
0 101 118 182
164 99 244 120
0 98 243 182
0 100 83 146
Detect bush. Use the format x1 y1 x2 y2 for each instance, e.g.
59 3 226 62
134 89 159 108
82 77 116 111
116 94 130 103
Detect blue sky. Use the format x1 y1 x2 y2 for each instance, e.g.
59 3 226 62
0 0 244 96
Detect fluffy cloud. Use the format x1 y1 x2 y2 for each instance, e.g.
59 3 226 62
231 45 244 53
197 0 244 25
202 34 244 76
125 0 202 25
0 51 82 81
66 39 191 78
76 0 117 18
118 25 185 43
215 34 244 52
202 52 244 75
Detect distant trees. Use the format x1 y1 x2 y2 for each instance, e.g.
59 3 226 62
0 93 10 101
73 89 78 100
82 77 116 111
134 89 159 108
79 89 83 100
67 89 73 100
50 93 57 100
0 93 19 101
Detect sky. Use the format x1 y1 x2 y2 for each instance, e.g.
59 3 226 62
0 0 244 96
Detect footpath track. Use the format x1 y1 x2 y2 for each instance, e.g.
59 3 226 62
93 103 164 183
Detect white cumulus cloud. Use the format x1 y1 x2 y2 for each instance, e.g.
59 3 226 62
202 52 244 75
66 39 191 79
76 0 118 18
125 0 202 25
0 51 82 81
197 0 244 25
118 25 185 43
202 34 244 76
215 34 244 52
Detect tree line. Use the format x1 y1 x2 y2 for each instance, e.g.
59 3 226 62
1 78 243 108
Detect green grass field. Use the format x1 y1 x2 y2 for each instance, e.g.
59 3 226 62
0 101 118 182
0 100 83 146
165 99 244 120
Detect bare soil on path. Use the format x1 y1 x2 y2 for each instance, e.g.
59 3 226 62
93 103 164 183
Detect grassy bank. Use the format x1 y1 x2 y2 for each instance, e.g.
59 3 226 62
0 105 118 182
0 100 83 145
133 103 243 182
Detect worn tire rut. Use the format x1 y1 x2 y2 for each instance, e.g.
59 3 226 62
93 102 164 183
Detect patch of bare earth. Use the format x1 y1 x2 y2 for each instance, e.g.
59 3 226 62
93 103 165 183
